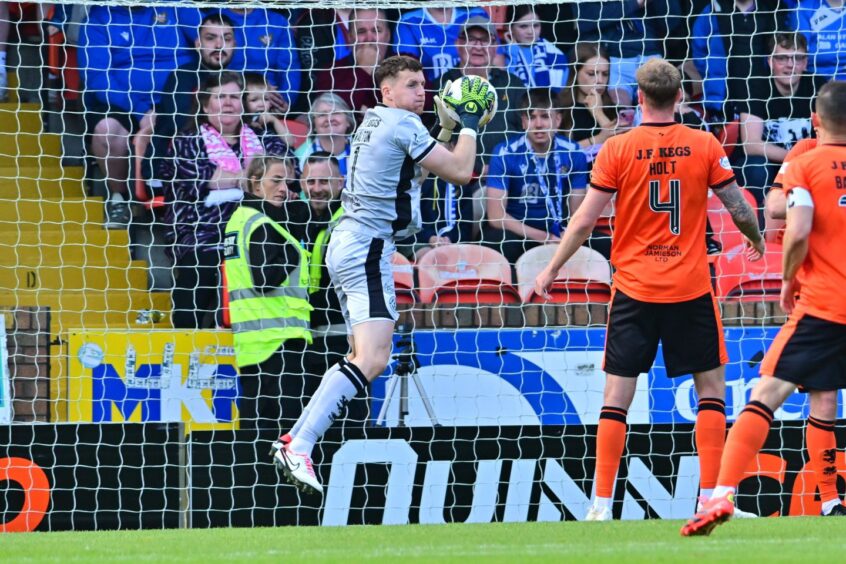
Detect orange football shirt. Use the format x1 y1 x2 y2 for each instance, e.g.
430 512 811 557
772 137 818 190
590 123 735 302
782 144 846 324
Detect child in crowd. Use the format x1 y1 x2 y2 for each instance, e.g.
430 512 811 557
243 73 300 149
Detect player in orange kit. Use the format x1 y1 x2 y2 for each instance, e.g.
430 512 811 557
535 58 764 521
765 136 817 241
682 81 846 537
762 102 845 520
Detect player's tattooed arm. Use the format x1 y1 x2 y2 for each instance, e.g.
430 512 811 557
715 182 763 244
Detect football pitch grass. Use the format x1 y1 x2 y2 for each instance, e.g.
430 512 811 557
4 517 844 563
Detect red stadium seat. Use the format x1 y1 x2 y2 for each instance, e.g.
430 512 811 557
220 263 231 329
283 119 309 149
416 244 519 305
132 133 165 209
715 243 783 301
515 245 612 304
707 187 758 251
46 25 81 103
392 252 416 305
716 120 740 158
593 196 616 237
481 4 508 36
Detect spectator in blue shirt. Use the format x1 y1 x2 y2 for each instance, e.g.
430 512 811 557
499 5 569 92
80 5 199 227
691 0 787 117
484 89 612 264
208 7 301 108
395 5 491 83
787 0 846 79
574 0 683 106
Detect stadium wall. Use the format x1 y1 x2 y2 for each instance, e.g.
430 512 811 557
3 421 845 532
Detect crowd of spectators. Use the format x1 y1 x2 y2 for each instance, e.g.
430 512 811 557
31 1 844 327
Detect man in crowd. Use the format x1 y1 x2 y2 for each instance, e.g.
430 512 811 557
395 5 491 83
438 17 527 164
691 0 787 117
736 32 825 212
575 1 684 106
137 12 239 187
788 0 846 79
314 8 393 117
212 6 301 108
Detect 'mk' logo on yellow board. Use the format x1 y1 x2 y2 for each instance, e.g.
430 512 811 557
67 331 239 431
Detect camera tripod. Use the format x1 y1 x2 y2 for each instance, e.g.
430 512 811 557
375 324 440 427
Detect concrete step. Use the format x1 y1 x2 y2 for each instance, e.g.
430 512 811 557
0 198 104 228
0 261 148 291
0 228 129 249
0 237 132 267
0 289 172 330
0 175 85 199
0 165 83 182
0 153 62 168
0 103 42 134
0 132 61 157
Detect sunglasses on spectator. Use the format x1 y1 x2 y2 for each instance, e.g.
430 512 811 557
772 54 808 63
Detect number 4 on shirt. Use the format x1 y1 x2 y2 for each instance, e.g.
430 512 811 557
649 179 681 235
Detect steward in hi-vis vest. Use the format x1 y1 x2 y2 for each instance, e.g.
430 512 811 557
224 204 312 367
223 155 313 431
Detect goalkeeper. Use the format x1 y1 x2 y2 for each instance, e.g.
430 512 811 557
271 55 495 495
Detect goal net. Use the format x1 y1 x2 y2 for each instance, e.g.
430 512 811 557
1 0 843 532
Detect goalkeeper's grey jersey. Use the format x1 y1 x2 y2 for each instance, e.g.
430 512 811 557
336 105 437 240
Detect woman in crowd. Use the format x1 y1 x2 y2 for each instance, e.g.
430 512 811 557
226 155 307 430
294 93 355 177
559 43 628 159
159 71 290 329
499 5 569 92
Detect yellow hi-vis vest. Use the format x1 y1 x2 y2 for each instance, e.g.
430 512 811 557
224 206 313 368
309 206 345 294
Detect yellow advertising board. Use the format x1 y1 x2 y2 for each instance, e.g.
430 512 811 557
66 330 239 431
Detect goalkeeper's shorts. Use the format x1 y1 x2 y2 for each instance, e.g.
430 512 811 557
326 230 399 334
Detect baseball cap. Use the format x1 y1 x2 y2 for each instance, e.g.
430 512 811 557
460 15 496 39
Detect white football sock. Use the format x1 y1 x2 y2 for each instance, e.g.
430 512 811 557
700 488 714 500
821 498 842 515
593 497 612 511
711 485 735 499
288 360 367 456
288 359 347 439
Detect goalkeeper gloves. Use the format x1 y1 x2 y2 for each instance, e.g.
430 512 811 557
434 81 458 143
443 76 494 132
